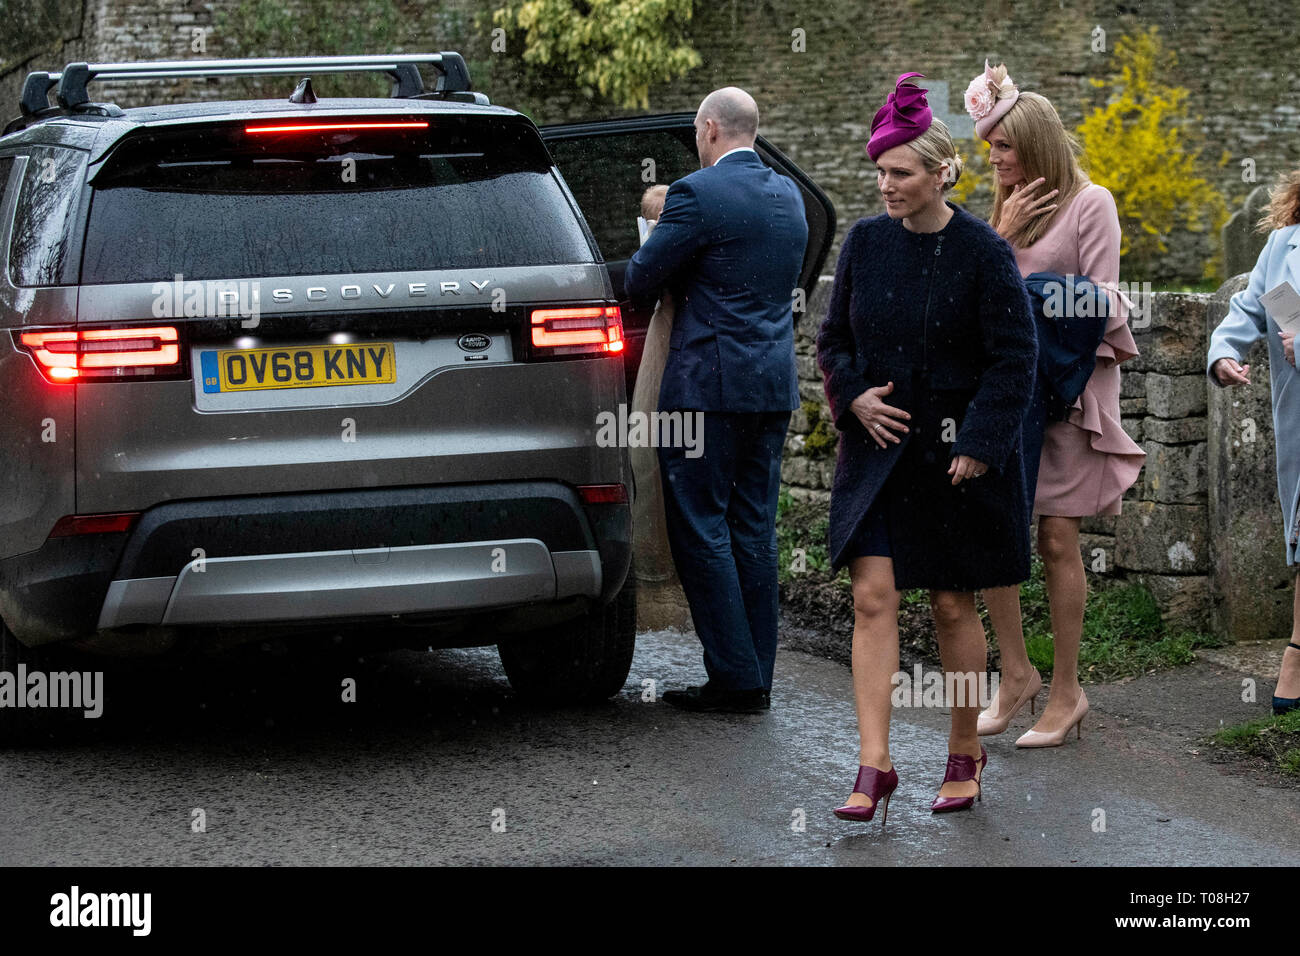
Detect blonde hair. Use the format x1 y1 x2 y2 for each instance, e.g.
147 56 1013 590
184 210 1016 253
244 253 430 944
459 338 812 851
986 74 1089 248
641 184 669 220
889 77 964 191
1257 169 1300 232
906 118 965 192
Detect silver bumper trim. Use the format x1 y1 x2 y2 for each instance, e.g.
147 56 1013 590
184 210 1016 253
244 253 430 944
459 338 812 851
96 539 602 628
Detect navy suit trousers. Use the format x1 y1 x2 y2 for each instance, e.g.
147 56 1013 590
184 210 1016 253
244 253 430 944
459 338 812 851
657 410 791 692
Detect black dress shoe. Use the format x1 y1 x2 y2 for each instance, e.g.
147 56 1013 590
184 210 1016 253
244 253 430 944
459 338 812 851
662 684 770 713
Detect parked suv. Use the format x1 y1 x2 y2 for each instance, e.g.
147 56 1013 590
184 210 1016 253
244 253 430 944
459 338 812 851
0 53 833 741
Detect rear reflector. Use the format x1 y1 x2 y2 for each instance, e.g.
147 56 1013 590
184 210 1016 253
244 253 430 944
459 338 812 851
531 306 624 356
49 513 140 537
577 484 628 505
18 327 181 382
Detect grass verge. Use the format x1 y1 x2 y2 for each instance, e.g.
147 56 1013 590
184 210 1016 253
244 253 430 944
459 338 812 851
1211 709 1300 776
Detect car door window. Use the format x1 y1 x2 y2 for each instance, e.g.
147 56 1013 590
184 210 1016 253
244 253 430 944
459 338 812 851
0 155 15 236
0 157 15 201
545 128 699 263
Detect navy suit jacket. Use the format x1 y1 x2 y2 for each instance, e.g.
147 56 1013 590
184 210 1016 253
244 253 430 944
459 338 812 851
624 149 808 412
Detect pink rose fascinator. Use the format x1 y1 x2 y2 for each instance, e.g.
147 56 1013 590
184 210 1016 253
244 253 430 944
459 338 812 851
964 59 1019 141
866 72 933 162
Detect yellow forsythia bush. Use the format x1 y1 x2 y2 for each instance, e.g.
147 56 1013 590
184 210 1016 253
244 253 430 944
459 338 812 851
1075 26 1228 280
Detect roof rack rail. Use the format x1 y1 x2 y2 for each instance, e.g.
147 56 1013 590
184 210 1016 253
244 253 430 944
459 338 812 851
4 53 488 138
51 52 474 108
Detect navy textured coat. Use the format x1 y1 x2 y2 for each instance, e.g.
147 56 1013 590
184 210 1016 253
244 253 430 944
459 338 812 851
1020 271 1110 519
816 203 1038 590
624 149 808 412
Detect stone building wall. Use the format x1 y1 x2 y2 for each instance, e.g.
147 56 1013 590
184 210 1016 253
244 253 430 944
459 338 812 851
6 1 1299 281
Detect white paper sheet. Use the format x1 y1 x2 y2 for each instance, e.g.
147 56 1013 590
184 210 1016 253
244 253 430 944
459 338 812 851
1260 280 1300 334
637 216 656 246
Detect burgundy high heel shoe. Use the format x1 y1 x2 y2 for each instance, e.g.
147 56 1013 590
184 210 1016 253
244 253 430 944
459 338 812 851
930 746 987 813
833 765 899 824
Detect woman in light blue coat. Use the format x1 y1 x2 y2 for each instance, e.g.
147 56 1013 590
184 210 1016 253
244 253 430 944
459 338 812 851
1208 171 1300 714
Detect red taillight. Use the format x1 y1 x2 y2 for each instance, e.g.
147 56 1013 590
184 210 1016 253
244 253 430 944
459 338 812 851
49 513 139 537
18 327 181 383
577 484 629 505
244 122 430 134
531 306 624 356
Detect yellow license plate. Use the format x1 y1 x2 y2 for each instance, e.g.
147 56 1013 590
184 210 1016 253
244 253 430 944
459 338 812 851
200 343 396 393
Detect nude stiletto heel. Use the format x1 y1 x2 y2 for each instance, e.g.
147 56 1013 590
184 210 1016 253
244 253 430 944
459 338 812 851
1015 692 1089 748
977 669 1042 736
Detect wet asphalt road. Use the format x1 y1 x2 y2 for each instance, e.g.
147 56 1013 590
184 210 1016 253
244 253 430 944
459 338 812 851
0 627 1297 866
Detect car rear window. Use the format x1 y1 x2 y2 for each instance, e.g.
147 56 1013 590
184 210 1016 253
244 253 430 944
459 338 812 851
81 114 595 284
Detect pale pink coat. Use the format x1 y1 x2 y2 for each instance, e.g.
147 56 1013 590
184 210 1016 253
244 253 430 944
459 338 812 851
1013 182 1145 516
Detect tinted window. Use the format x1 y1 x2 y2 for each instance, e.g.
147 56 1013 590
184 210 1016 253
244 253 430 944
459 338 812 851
82 116 594 284
546 128 700 262
9 147 86 287
0 157 14 202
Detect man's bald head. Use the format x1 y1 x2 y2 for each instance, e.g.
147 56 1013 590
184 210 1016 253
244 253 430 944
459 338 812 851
694 87 759 167
699 87 759 139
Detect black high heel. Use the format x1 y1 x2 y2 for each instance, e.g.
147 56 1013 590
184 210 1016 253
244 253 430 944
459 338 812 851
1272 643 1300 716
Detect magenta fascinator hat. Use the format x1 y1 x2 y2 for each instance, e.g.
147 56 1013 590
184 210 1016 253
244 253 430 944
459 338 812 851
866 72 933 162
965 59 1019 141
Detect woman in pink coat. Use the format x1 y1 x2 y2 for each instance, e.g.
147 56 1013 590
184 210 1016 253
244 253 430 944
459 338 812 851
963 62 1146 747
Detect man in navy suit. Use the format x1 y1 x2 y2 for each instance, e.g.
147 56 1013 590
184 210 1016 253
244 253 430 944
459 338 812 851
625 87 808 713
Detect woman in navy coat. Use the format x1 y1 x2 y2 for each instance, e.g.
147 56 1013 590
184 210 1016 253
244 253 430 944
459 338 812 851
816 75 1037 822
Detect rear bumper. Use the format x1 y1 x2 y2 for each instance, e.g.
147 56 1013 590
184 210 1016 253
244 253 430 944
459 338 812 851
0 481 630 649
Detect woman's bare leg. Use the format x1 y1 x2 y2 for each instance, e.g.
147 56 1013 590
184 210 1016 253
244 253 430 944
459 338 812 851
1028 515 1086 732
843 555 900 809
930 589 987 798
982 584 1036 716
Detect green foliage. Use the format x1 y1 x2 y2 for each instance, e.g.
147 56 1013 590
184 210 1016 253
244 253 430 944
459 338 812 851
801 401 838 460
215 0 406 98
1213 708 1300 775
491 0 702 110
1075 26 1229 280
776 485 793 519
901 588 929 607
1283 748 1300 775
1015 557 1223 681
775 488 832 585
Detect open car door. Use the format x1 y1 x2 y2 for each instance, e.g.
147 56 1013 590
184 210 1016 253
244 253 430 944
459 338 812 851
541 113 836 392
